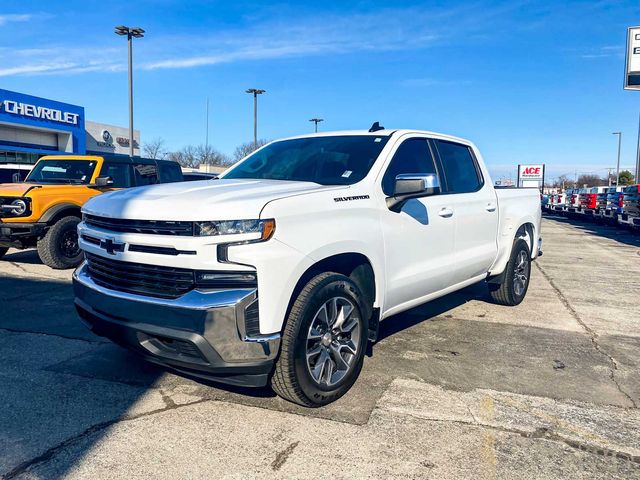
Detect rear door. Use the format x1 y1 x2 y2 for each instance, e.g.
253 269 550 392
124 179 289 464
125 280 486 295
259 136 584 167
378 136 456 312
432 139 499 285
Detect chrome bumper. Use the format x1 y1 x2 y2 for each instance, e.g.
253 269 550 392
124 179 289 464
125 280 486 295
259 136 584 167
72 262 280 387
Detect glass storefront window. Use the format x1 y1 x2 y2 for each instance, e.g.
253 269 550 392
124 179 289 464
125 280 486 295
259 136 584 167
0 151 41 164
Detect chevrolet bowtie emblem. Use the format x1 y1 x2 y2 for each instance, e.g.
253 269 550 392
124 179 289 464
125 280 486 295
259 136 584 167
100 238 125 255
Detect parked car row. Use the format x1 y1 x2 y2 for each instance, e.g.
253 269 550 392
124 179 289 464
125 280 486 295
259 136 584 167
545 184 640 229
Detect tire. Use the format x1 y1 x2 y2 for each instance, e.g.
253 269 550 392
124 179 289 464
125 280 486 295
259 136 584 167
271 272 368 407
489 238 532 306
0 247 8 259
37 216 83 269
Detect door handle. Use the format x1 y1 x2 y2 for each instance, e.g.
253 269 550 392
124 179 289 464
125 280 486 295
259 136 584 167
438 207 454 218
485 203 497 212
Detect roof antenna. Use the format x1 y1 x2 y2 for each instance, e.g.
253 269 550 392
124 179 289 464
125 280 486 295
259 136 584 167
369 121 385 132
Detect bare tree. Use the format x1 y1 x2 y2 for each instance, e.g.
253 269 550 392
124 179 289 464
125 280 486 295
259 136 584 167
142 137 167 159
167 144 231 168
233 139 269 162
167 145 198 168
196 145 231 166
576 174 605 188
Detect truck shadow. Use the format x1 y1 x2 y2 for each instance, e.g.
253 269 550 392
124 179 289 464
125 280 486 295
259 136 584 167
377 281 488 343
3 248 44 265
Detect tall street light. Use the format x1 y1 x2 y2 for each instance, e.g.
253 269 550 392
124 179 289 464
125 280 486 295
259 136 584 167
612 132 622 185
115 25 145 157
245 88 265 149
309 118 324 133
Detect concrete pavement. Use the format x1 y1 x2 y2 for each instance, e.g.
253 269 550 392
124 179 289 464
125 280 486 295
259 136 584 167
0 216 639 479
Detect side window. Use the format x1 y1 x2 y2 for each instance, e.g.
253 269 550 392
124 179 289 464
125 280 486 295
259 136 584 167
101 162 133 188
435 140 482 193
157 162 183 183
133 164 159 186
382 138 438 196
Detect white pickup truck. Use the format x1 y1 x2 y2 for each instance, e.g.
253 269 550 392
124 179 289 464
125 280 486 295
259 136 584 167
73 128 542 406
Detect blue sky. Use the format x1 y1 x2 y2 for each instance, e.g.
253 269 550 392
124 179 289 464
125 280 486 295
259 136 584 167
1 0 639 180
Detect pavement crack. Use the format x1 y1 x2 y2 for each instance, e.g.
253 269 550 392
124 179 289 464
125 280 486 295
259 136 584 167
2 398 210 479
397 411 640 465
160 390 177 408
534 262 638 409
271 441 300 471
9 262 29 273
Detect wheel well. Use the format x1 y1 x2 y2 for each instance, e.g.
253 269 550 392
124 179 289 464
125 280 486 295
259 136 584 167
515 223 535 255
43 206 82 225
288 253 376 326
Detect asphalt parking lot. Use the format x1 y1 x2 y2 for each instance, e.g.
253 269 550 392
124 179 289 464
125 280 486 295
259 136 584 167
1 216 639 479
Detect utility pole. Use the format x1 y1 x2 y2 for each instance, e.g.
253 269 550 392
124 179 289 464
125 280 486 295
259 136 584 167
309 118 324 133
205 97 209 150
115 25 145 157
245 88 265 149
612 132 622 185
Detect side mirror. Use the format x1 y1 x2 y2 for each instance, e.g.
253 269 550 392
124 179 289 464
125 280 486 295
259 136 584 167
95 176 114 187
386 173 440 212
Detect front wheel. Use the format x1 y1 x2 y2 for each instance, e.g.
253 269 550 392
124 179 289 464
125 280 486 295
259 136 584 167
271 272 367 407
489 238 532 306
37 216 83 269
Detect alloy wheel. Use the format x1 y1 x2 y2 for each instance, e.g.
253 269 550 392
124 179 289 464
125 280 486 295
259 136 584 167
513 250 530 297
305 296 362 387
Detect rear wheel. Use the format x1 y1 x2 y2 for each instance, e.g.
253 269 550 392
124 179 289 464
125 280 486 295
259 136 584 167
489 238 531 306
0 247 8 259
37 216 83 269
271 272 367 407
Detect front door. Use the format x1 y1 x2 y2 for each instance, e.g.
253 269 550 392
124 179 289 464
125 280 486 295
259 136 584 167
378 136 456 314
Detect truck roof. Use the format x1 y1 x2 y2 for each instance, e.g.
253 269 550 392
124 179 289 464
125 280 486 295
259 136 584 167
277 129 474 146
38 154 177 166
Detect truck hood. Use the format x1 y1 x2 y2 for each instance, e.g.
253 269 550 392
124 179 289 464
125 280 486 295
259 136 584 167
0 183 90 197
0 183 37 197
83 179 341 221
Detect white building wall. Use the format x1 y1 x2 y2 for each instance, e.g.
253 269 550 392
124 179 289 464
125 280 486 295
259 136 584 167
85 120 140 156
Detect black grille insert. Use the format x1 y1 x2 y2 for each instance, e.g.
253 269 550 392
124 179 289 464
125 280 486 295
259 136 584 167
85 253 195 299
84 214 194 236
84 253 257 299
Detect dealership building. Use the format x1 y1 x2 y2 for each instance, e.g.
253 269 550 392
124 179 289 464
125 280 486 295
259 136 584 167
0 88 140 165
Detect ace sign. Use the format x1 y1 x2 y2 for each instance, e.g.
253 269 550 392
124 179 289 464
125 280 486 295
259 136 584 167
625 26 640 90
517 164 545 189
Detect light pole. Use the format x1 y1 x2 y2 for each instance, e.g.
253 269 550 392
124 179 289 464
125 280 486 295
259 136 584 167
309 118 324 133
612 132 622 185
245 88 265 149
115 25 145 158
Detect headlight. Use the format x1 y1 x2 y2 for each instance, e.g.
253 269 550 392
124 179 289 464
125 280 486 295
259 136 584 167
1 198 29 216
194 218 275 240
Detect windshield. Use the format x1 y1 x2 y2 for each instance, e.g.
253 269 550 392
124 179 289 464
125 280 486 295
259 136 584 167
25 159 98 184
223 135 390 185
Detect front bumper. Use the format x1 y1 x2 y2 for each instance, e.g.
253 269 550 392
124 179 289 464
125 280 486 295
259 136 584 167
618 214 640 227
0 222 46 248
73 262 281 387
